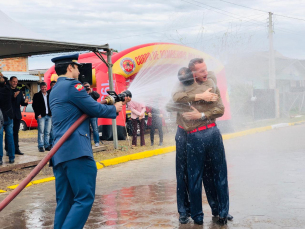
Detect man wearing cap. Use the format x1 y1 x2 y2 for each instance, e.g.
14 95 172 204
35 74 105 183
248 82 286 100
49 54 122 229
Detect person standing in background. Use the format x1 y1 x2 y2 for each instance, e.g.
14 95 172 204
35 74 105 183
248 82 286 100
128 100 146 147
5 76 28 156
148 107 163 146
83 82 101 147
48 81 56 148
32 82 52 152
0 74 15 164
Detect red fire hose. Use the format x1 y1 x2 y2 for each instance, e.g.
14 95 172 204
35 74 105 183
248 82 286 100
0 100 109 212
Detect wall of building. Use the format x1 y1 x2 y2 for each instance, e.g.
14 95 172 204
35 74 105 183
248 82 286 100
0 57 28 72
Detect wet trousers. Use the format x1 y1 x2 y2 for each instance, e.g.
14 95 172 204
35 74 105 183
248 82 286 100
53 156 97 229
175 127 219 217
187 126 229 221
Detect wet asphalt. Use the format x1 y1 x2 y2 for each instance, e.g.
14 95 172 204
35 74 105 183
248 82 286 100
0 123 305 228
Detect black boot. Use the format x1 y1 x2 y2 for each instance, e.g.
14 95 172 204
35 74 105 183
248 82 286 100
217 217 227 225
151 141 154 146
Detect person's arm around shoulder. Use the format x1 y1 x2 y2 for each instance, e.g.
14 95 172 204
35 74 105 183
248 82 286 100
182 86 224 120
68 81 119 119
172 82 218 103
203 87 225 120
172 82 196 103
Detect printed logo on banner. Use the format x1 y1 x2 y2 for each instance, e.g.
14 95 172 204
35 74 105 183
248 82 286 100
120 57 136 75
100 81 115 100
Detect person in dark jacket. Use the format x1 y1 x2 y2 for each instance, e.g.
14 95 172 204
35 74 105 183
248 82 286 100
5 76 28 155
32 82 52 152
0 75 15 164
148 107 163 146
83 82 101 147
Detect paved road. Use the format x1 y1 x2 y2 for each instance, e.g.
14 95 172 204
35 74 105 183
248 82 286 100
1 123 305 228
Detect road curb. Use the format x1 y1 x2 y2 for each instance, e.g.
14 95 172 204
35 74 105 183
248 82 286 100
1 120 304 193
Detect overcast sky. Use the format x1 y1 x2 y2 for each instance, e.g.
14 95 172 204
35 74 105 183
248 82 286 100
0 0 304 69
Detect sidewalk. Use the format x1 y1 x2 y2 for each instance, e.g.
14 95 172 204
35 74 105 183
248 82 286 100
0 141 107 173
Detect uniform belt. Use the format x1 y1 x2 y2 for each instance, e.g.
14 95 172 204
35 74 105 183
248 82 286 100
178 123 216 134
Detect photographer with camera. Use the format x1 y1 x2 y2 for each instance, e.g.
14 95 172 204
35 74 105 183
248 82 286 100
83 82 100 147
0 74 15 165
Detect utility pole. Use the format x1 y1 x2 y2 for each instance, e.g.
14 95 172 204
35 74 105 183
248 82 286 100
268 12 279 118
107 50 119 149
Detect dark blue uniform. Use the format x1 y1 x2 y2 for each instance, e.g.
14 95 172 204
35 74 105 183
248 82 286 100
175 126 220 219
50 76 116 229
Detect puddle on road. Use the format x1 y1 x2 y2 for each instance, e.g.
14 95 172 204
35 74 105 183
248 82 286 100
0 180 263 228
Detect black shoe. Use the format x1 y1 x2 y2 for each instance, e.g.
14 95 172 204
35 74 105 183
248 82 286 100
227 214 233 221
217 217 227 225
15 151 24 155
151 142 154 146
194 219 203 225
0 160 3 165
45 146 52 151
39 147 45 152
9 159 14 164
179 215 189 224
159 142 163 146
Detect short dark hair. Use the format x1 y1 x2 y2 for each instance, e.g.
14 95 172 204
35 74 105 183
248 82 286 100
50 81 56 86
54 63 77 76
122 90 132 98
178 67 194 86
188 58 204 71
10 76 17 81
83 82 90 86
40 82 47 87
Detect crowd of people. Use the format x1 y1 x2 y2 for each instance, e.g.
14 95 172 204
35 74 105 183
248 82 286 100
1 54 231 226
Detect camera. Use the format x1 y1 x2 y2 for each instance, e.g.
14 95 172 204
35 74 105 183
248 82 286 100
106 91 126 103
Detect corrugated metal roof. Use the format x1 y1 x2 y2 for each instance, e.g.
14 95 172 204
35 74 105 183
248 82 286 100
1 71 43 81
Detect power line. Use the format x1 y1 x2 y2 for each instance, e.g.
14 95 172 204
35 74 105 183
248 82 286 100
216 0 305 22
181 0 267 27
216 0 267 13
274 13 305 22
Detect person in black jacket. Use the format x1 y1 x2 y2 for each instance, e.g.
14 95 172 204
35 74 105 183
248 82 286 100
0 75 15 164
5 76 28 156
32 82 52 152
148 107 164 146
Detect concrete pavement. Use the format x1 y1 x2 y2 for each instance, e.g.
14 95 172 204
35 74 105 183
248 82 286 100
0 123 305 228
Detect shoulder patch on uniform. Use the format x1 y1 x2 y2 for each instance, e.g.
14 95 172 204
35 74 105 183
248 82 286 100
74 83 84 91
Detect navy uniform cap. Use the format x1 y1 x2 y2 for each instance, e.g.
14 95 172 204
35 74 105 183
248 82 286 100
51 54 82 66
